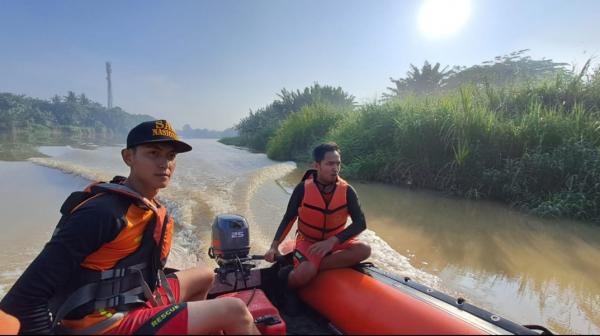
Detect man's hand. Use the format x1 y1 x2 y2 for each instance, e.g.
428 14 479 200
308 237 339 257
264 246 281 263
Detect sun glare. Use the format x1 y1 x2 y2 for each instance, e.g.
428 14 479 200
418 0 471 39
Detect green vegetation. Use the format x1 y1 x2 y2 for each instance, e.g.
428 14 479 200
0 91 153 137
224 52 600 223
218 136 246 147
267 103 350 161
332 77 600 222
0 142 47 161
219 84 355 151
383 50 569 99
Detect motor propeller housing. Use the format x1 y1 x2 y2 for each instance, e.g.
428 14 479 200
208 214 251 264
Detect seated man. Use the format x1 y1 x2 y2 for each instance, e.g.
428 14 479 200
264 142 371 288
0 120 259 335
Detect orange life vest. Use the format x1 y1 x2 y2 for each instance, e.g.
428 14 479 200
49 178 174 332
297 174 349 241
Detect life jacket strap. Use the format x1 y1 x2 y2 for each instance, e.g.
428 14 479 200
52 282 97 329
51 263 151 329
56 312 125 335
298 218 345 233
296 228 322 242
97 262 147 280
93 286 147 310
130 268 161 308
302 202 348 215
53 283 146 329
158 269 176 305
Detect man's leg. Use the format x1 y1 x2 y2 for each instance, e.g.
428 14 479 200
113 298 259 335
175 263 215 302
286 240 321 288
319 241 371 271
287 261 318 288
187 298 260 334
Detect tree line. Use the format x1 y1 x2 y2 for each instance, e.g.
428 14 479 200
0 91 153 137
178 124 237 139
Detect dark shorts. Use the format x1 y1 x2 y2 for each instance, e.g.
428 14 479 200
107 276 189 335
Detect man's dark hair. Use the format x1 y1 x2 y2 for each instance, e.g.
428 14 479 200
313 142 340 162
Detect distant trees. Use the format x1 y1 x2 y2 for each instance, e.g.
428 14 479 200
178 124 236 139
65 91 78 104
234 83 355 151
384 50 570 100
78 93 91 105
0 91 152 135
51 95 62 104
444 49 570 89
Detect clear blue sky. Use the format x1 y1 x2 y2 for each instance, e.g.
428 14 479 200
1 0 598 130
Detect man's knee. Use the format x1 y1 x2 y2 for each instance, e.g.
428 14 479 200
198 265 215 287
177 265 215 300
220 297 253 322
186 264 215 287
355 242 371 261
186 298 256 334
290 262 318 286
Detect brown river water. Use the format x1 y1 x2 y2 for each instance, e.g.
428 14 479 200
0 139 598 334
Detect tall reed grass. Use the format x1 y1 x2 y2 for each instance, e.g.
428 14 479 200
266 103 350 161
326 76 600 222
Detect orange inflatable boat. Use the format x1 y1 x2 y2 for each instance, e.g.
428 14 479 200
207 260 551 335
206 214 552 335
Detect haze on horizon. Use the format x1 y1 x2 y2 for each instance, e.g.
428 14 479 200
1 0 598 130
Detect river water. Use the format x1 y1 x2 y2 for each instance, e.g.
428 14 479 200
0 139 598 334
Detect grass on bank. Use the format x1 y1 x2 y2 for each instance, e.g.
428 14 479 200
329 81 600 222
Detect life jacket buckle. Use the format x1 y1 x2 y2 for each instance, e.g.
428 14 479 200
100 267 126 280
104 295 122 309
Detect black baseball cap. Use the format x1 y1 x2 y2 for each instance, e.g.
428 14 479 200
126 119 192 153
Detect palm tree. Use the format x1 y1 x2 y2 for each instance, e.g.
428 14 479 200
65 91 78 104
50 95 62 104
384 61 451 99
78 93 91 105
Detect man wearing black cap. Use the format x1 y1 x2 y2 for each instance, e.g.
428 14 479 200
0 120 259 335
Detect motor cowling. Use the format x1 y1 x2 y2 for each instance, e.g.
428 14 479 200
208 214 250 264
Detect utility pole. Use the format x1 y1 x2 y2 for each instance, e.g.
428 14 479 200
106 62 113 109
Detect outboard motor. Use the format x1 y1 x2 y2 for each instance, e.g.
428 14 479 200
208 214 263 291
208 214 250 265
207 215 287 334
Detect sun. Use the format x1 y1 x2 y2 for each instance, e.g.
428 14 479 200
418 0 472 39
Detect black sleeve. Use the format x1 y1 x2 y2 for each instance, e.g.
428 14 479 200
335 185 367 243
0 198 124 334
272 183 304 244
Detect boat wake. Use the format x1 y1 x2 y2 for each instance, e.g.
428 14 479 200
359 229 439 288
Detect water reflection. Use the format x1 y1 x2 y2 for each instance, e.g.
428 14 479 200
357 181 599 333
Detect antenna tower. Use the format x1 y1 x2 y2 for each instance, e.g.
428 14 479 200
106 62 113 109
